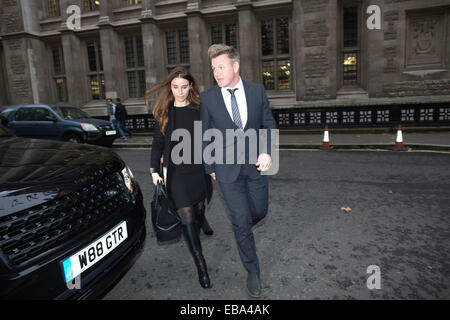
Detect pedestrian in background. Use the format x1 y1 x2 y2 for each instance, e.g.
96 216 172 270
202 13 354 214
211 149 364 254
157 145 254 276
114 98 133 136
106 98 126 141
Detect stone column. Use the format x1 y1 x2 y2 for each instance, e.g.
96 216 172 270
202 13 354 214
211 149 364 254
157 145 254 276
60 31 91 106
236 1 259 83
140 0 166 111
27 37 54 104
99 27 127 100
292 0 303 101
59 0 91 107
0 3 6 106
365 0 384 97
98 0 127 101
22 0 53 104
186 3 210 91
0 43 8 106
0 0 53 104
293 0 337 101
99 0 114 18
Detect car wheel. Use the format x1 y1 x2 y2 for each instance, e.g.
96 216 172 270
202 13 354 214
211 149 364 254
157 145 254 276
65 134 83 144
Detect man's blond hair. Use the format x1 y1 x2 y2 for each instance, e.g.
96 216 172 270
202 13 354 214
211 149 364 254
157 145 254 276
208 44 240 63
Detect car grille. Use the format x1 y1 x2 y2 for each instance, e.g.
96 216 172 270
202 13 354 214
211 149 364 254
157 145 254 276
0 171 130 267
99 124 114 131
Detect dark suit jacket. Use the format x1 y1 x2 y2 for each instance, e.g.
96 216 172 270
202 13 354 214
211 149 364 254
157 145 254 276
200 80 277 183
150 106 213 203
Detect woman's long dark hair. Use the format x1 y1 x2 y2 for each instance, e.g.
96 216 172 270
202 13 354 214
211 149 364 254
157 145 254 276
144 67 200 134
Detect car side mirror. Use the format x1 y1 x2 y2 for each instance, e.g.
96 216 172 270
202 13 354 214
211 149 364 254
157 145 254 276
45 115 57 121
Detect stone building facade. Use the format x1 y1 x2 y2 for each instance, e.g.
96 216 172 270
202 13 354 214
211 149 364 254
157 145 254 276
0 0 449 116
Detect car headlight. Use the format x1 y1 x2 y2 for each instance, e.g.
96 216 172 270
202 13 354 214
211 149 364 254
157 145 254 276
81 123 99 132
121 166 134 193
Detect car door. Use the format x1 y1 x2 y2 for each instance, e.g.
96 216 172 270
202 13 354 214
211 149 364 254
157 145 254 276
12 107 59 140
9 107 35 138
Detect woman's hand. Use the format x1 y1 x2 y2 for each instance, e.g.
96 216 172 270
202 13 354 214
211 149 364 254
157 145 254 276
152 173 164 186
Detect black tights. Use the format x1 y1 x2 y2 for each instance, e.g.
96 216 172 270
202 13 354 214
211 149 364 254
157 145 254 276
177 201 205 225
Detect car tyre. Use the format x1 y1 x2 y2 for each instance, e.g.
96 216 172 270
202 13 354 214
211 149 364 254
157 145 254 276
65 133 83 144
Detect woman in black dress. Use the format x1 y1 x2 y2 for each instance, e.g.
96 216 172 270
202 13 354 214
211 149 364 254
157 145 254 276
146 67 213 289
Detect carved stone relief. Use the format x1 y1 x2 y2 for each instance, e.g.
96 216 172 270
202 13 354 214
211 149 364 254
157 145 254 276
5 39 30 99
406 11 445 68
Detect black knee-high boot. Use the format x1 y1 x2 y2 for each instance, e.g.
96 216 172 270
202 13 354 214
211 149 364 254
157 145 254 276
201 218 214 236
182 222 211 288
196 204 214 236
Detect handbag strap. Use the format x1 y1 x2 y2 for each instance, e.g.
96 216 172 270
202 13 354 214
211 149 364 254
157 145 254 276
155 181 181 229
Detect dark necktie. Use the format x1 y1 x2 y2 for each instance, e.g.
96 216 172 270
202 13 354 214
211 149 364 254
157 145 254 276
227 88 243 129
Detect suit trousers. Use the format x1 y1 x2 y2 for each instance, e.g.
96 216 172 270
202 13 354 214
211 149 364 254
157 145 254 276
218 164 269 275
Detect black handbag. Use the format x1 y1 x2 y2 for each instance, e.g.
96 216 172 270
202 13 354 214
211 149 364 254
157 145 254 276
151 180 181 243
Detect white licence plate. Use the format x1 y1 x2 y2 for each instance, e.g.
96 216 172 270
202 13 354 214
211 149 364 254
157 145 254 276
61 221 128 283
106 130 116 136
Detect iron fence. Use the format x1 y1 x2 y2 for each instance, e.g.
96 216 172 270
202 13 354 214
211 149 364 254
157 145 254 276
95 102 450 131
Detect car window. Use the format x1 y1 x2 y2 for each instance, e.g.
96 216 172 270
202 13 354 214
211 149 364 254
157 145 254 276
33 108 55 121
53 107 90 120
0 108 15 118
15 108 35 121
15 108 55 121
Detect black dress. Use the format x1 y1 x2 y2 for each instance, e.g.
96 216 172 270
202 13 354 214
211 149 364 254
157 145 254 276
167 105 206 209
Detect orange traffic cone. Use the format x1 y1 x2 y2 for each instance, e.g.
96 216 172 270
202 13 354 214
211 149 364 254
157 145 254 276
321 125 331 149
395 124 406 150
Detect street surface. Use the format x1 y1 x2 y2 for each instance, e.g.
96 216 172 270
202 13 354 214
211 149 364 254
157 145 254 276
103 149 450 300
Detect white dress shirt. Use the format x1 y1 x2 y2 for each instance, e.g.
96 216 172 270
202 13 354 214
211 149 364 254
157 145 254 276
221 78 248 129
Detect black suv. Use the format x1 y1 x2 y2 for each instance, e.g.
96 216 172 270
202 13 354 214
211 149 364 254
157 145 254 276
0 124 146 299
0 104 117 147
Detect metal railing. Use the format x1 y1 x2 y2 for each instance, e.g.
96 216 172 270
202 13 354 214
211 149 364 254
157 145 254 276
95 102 450 131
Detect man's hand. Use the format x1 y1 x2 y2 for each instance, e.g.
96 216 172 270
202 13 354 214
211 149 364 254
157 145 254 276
256 153 272 172
210 173 216 180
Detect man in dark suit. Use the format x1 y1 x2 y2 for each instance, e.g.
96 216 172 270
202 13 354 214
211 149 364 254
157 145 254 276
200 44 277 298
